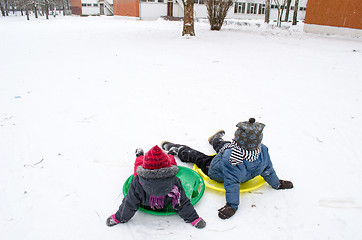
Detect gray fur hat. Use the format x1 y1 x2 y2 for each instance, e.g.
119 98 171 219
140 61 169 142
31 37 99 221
234 118 265 150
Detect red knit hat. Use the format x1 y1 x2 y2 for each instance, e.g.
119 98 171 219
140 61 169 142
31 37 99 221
143 145 171 170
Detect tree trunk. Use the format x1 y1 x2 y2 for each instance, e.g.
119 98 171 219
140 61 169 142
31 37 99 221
0 2 6 16
5 0 8 16
182 0 195 36
63 0 66 16
284 0 291 22
45 2 49 19
26 5 29 20
274 0 286 27
292 0 299 25
34 5 38 18
277 9 281 27
264 0 270 23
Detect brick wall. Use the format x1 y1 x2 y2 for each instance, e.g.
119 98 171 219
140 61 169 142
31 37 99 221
305 0 362 30
70 0 82 15
113 0 139 17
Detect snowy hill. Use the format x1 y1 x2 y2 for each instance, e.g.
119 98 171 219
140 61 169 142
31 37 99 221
0 15 361 240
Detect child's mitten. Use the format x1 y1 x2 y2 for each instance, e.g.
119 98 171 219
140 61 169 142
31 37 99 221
277 180 293 189
106 214 121 227
218 205 236 219
191 217 206 229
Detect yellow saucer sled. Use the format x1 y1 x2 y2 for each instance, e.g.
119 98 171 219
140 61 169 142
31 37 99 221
192 164 266 193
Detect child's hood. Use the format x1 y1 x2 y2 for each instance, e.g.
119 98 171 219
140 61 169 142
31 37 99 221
136 165 179 196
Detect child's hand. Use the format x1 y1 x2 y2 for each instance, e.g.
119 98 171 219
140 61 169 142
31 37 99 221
191 217 206 229
106 214 121 227
277 180 293 189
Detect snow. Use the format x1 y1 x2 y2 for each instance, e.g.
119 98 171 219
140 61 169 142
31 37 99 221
1 14 362 240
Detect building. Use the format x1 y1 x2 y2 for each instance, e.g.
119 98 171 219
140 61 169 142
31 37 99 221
71 0 114 16
304 0 362 36
71 0 307 22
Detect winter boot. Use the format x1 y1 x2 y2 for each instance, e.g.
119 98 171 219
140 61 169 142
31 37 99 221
208 130 225 145
167 146 180 156
161 141 183 152
161 141 185 157
135 148 144 157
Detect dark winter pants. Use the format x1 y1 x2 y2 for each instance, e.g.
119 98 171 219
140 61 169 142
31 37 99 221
178 138 230 175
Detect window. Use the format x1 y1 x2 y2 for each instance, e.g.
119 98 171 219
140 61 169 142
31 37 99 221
258 3 265 14
194 0 204 4
158 0 164 2
93 3 98 6
247 3 257 14
81 3 93 7
234 2 246 14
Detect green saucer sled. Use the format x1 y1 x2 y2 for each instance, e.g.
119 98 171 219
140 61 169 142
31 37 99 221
192 165 266 193
122 166 205 215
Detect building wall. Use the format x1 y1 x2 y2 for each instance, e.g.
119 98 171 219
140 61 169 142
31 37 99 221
304 0 362 30
74 0 307 20
139 3 169 19
81 0 101 15
227 1 307 21
137 0 307 20
71 0 82 15
114 0 139 17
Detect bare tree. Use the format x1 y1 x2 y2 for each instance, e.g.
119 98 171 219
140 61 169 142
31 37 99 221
17 0 55 20
272 0 287 27
10 0 24 15
26 3 29 19
33 2 38 17
4 0 9 16
182 0 195 36
63 0 70 15
204 0 233 31
292 0 299 25
1 1 6 16
44 0 50 19
284 0 291 22
11 0 15 14
264 0 270 23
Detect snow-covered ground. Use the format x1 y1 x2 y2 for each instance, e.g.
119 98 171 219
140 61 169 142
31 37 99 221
1 15 362 240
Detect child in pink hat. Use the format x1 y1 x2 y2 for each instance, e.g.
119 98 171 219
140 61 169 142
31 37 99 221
106 145 206 229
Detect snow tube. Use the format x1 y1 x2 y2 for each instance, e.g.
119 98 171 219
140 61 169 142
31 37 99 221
192 165 266 193
122 166 205 215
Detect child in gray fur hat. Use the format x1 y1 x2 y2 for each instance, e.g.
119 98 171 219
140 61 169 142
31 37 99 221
162 118 293 220
106 145 206 228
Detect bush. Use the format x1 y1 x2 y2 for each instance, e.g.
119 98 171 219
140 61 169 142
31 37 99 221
205 0 233 31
